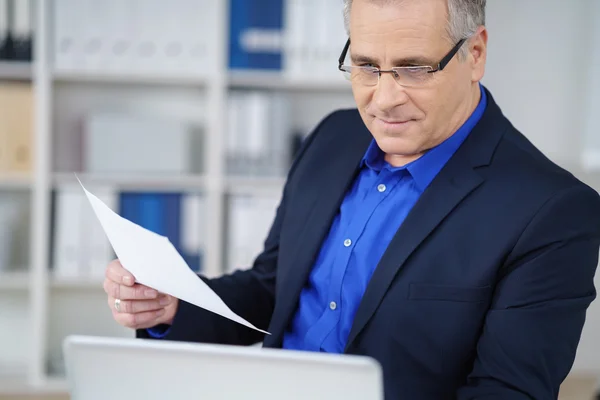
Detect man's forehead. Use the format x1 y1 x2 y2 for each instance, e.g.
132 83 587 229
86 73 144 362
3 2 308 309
348 0 449 59
349 0 448 36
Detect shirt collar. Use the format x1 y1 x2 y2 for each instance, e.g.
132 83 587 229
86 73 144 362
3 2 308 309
361 84 488 192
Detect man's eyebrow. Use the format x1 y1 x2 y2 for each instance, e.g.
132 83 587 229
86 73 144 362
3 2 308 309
350 54 434 66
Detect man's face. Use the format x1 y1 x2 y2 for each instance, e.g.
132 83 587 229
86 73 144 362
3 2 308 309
348 0 486 166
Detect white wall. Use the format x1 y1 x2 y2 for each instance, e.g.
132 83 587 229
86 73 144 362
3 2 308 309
483 0 600 374
582 0 600 169
574 0 600 374
483 0 594 169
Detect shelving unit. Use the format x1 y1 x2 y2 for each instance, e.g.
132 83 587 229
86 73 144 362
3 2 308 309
52 172 208 192
1 0 599 397
0 0 357 395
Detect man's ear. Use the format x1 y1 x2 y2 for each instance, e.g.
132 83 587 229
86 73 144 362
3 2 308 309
470 26 488 82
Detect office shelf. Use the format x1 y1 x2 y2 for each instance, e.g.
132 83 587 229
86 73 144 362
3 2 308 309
53 172 207 192
0 173 32 190
50 276 104 290
42 377 69 393
52 69 211 87
0 271 30 290
226 176 286 196
228 70 351 91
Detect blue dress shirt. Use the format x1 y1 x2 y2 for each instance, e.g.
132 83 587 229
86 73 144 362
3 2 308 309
281 85 488 353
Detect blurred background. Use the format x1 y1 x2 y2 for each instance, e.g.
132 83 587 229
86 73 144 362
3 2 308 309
0 0 598 398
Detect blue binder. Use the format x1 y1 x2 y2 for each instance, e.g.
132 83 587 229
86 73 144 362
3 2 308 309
228 0 284 70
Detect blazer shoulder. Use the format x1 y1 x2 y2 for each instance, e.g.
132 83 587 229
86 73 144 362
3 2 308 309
313 108 363 134
307 108 368 147
493 126 600 204
292 107 365 159
286 108 361 174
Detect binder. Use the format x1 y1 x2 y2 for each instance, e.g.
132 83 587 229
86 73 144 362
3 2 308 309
0 0 14 60
229 0 284 70
52 0 218 77
118 192 202 272
12 0 32 61
53 186 85 278
0 82 33 174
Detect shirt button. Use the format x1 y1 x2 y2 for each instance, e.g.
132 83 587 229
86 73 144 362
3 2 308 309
377 184 386 192
344 239 352 247
329 301 337 310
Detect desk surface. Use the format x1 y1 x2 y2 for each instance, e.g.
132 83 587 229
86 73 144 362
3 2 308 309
0 396 69 400
0 374 596 400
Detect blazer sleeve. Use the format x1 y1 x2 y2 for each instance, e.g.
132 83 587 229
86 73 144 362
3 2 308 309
135 110 329 346
456 183 600 399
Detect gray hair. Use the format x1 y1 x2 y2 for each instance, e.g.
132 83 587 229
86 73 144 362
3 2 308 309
342 0 486 60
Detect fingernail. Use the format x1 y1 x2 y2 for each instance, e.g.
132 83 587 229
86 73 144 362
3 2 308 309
145 289 157 298
123 276 134 286
159 296 170 306
156 309 165 317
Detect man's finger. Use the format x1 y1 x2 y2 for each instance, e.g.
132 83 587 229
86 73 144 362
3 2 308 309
114 308 166 329
108 295 170 314
105 281 158 300
105 259 136 286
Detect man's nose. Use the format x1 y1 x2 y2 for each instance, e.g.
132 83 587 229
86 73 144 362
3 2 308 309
372 72 409 111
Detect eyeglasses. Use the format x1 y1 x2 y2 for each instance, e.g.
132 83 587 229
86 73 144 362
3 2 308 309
337 38 467 88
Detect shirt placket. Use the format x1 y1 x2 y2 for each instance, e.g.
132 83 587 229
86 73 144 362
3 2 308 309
305 167 405 351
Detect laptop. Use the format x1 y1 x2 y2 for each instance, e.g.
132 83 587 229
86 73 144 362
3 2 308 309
63 335 384 400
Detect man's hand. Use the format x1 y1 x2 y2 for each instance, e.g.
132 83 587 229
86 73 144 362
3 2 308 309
103 259 179 330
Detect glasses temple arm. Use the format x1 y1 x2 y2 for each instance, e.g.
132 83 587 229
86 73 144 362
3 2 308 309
338 38 351 69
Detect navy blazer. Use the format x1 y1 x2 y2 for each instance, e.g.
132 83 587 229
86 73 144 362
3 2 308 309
139 88 600 399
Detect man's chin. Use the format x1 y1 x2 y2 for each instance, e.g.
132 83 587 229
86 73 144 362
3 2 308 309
374 136 425 161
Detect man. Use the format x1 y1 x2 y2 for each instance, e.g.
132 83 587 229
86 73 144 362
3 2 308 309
103 0 600 398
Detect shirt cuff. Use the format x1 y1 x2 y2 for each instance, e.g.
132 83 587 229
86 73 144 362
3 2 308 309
146 324 172 338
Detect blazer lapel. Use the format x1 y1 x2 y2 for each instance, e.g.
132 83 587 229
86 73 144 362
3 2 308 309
344 156 484 348
269 124 373 345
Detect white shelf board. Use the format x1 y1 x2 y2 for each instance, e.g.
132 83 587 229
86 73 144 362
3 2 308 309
0 374 29 395
0 61 33 80
226 176 286 196
50 275 104 290
0 271 30 290
43 377 69 393
228 70 352 91
0 173 32 190
52 68 212 87
54 172 207 192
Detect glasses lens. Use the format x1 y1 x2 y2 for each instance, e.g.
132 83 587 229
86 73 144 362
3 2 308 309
340 66 435 87
341 67 352 81
394 67 434 87
342 67 378 86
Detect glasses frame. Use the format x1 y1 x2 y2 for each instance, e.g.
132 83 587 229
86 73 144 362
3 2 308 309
337 37 467 84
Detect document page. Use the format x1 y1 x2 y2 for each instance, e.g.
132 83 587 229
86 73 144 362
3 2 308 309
78 177 269 335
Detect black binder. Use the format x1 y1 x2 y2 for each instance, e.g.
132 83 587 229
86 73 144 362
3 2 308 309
0 0 33 61
12 0 32 61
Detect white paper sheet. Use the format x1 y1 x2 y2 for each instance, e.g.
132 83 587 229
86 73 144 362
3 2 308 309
77 177 269 335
